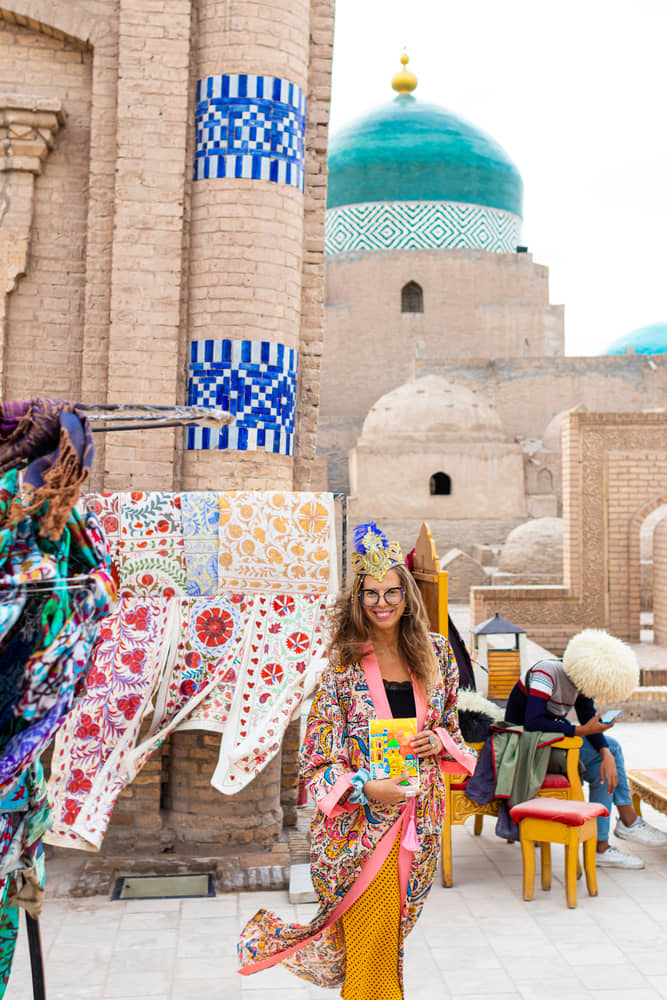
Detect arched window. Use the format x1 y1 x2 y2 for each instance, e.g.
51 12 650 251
401 281 423 313
429 472 451 496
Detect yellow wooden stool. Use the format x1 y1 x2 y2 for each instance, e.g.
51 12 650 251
509 798 609 909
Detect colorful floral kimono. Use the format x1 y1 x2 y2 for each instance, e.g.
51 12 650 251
238 633 476 991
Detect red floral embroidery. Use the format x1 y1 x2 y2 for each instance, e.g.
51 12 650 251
273 595 295 617
66 769 92 795
119 648 146 675
194 607 234 647
86 668 107 689
116 694 142 719
62 798 81 826
184 651 201 671
75 714 101 740
260 662 284 686
286 631 310 655
179 679 199 697
124 606 151 631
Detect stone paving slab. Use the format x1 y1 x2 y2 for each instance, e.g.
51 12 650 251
5 722 667 999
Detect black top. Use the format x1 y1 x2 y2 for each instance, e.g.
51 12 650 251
383 679 416 718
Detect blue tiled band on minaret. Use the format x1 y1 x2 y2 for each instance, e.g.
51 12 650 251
187 339 298 456
194 74 306 191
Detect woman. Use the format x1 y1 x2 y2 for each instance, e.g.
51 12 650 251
239 523 476 997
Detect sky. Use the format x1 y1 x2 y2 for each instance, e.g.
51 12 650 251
329 0 667 357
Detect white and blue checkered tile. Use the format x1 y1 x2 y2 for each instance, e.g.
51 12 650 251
187 339 298 456
194 74 306 191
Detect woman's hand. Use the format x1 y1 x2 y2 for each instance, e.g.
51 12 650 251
364 775 413 805
599 748 619 793
575 717 615 737
412 729 443 758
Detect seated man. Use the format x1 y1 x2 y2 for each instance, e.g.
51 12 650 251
505 628 667 868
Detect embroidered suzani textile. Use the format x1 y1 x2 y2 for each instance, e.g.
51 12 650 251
46 598 178 851
47 489 339 849
218 492 338 594
212 593 329 792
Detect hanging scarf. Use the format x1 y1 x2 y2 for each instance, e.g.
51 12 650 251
0 399 93 540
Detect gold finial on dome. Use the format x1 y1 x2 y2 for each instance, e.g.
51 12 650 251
391 51 418 94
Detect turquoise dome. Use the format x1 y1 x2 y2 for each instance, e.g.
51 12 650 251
603 323 667 356
327 94 523 216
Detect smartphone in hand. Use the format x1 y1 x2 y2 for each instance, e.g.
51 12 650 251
599 709 623 724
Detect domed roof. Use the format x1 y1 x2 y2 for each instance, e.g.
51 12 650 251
327 93 523 216
358 375 507 446
542 405 586 452
603 322 667 356
498 518 563 579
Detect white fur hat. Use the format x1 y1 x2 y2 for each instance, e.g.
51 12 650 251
562 629 639 703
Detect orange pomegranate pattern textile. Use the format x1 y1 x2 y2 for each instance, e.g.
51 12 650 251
218 492 337 594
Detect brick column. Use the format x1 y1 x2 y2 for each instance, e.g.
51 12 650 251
103 1 192 491
181 0 310 491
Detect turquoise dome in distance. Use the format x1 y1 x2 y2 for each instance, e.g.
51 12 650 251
327 93 523 216
603 323 667 356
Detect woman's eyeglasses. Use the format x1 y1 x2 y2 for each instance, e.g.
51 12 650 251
359 587 404 607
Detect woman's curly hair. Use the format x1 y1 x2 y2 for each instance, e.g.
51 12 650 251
327 563 438 691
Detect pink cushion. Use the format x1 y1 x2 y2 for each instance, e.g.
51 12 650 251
510 797 609 826
539 774 570 790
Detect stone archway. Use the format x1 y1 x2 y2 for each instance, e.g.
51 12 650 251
652 516 667 646
629 494 667 644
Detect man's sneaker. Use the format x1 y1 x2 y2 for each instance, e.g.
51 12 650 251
615 816 667 847
596 846 644 869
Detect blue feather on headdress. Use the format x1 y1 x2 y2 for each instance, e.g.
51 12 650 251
353 521 387 553
350 522 403 580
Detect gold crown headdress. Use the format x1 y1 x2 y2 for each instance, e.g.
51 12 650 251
350 522 404 581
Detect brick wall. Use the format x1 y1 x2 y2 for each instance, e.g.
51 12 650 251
280 715 301 827
651 515 667 646
321 315 667 494
163 732 283 849
293 0 334 490
0 0 333 855
472 412 667 652
103 0 192 492
0 19 92 402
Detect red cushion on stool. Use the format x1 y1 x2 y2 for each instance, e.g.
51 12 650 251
510 797 609 826
451 780 469 791
539 774 570 789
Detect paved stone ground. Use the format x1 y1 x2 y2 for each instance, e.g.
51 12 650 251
5 721 667 1000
